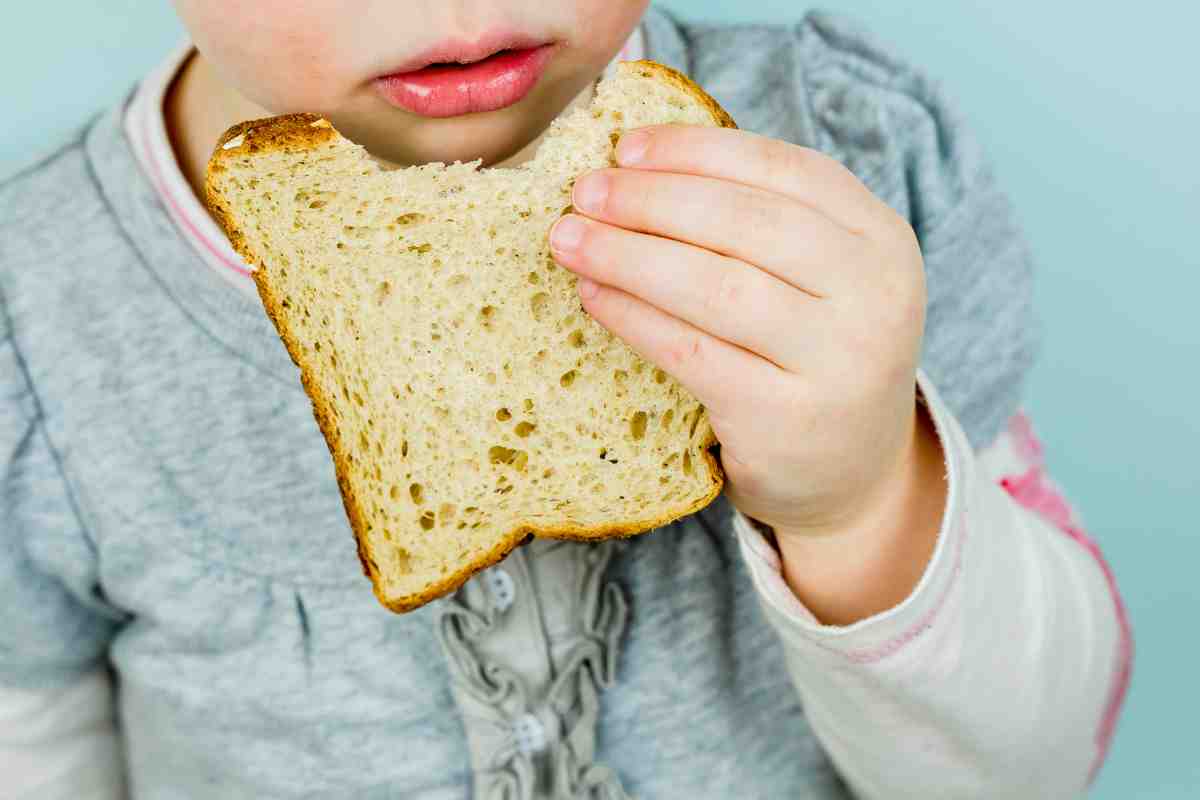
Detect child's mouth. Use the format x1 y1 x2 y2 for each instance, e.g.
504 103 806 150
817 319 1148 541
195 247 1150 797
374 42 557 118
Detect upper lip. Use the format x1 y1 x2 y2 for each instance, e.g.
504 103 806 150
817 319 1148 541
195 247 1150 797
380 31 552 77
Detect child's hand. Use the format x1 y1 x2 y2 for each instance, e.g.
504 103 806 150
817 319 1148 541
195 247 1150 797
551 126 944 618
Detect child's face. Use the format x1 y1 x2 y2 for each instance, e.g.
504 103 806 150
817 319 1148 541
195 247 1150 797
174 0 650 165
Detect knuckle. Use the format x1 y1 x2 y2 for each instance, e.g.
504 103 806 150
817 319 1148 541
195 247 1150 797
666 331 706 372
705 267 744 315
731 185 784 234
757 137 804 176
606 288 637 328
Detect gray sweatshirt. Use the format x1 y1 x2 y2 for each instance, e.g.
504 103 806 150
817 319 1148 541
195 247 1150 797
5 8 1119 800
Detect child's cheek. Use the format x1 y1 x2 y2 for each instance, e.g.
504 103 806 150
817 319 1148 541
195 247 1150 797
174 0 353 112
567 0 650 56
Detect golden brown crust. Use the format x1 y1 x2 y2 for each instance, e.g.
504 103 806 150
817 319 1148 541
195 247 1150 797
213 112 335 153
622 61 740 131
203 62 735 614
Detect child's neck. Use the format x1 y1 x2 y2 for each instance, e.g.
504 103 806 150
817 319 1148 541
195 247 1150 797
165 50 596 214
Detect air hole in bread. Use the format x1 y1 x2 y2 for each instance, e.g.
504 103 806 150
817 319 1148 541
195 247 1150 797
560 370 577 388
530 292 550 321
496 408 512 422
488 446 520 465
394 546 412 572
409 483 424 504
661 408 674 430
568 329 585 348
515 422 536 438
630 411 648 440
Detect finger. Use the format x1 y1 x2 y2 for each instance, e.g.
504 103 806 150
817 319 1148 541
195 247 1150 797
550 214 819 371
571 276 787 420
615 125 888 234
572 168 866 297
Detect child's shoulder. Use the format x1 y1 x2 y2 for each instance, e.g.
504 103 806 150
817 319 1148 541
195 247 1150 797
682 9 926 78
0 114 142 304
0 109 149 315
666 8 998 248
1 133 104 271
678 9 974 161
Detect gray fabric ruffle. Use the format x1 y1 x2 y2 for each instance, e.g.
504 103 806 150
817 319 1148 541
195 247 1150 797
435 540 630 799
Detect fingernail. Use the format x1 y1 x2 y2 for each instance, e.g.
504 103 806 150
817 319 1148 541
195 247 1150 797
551 215 586 252
572 173 609 215
577 277 600 299
617 129 651 165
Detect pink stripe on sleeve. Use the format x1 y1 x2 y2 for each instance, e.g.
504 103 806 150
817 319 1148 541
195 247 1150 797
999 415 1132 785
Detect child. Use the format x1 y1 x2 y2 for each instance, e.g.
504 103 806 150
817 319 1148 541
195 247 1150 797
0 2 1131 797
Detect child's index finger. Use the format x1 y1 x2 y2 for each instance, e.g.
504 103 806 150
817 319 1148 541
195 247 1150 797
616 124 885 235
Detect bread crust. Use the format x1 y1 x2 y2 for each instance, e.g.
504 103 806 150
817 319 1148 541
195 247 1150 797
205 62 735 613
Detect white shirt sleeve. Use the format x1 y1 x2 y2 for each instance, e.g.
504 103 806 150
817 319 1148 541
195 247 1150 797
0 668 126 800
733 371 1131 799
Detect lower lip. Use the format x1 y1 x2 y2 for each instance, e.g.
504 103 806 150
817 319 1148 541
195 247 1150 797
374 45 556 118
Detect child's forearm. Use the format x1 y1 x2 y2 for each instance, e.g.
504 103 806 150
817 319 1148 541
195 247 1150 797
734 376 1131 798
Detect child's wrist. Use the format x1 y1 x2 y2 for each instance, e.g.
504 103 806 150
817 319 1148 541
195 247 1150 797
770 401 947 626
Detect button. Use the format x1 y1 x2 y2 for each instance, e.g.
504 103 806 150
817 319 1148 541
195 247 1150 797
484 567 516 612
512 713 548 755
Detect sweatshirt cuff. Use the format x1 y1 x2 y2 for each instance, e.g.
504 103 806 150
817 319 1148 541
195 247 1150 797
732 369 972 660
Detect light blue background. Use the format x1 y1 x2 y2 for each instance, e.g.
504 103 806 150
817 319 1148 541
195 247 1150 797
3 2 1196 796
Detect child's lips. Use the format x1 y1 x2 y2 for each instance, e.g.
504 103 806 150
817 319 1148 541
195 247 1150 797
374 44 557 118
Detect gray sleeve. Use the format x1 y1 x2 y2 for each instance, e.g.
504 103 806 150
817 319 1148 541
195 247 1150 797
0 292 123 689
799 11 1039 448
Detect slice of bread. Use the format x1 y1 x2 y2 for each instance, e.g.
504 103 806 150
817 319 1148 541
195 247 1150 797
206 62 733 612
